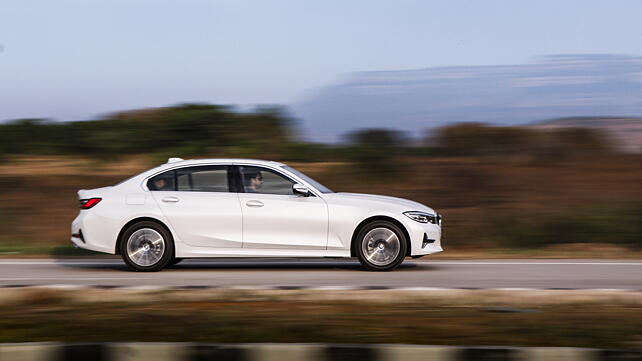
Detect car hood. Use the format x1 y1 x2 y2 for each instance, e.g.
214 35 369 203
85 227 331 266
323 192 436 214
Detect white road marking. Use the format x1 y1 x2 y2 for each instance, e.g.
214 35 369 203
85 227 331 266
421 261 642 266
124 285 167 290
0 262 88 265
395 287 452 291
309 286 360 291
0 285 639 292
0 277 151 281
0 260 641 266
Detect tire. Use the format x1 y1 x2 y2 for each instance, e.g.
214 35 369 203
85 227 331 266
355 220 407 271
119 221 174 272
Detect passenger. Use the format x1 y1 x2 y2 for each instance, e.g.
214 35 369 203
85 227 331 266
152 177 172 191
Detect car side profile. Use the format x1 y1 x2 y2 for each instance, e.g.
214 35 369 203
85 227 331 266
71 158 442 271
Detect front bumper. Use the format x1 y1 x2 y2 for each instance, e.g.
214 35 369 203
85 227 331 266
405 217 443 256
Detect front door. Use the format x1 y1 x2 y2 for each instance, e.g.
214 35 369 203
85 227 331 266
149 165 243 248
236 165 328 249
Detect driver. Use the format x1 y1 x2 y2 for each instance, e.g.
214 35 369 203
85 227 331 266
243 171 263 193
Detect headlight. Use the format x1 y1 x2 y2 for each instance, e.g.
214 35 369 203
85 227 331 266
404 211 439 224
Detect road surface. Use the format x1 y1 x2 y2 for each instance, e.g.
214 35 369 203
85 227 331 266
0 258 640 289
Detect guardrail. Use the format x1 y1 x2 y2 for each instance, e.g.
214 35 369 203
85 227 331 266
1 343 641 361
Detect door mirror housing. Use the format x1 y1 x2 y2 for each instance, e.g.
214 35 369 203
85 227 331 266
293 184 311 197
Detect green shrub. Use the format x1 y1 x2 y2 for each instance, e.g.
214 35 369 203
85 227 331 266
428 123 613 158
344 128 406 175
483 202 642 249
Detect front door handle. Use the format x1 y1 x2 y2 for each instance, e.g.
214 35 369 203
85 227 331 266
246 200 264 208
162 196 180 203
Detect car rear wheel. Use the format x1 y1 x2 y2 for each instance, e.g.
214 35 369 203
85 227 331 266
356 220 407 271
120 221 173 272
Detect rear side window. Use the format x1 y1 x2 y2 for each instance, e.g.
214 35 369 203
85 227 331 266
176 166 229 192
147 171 175 191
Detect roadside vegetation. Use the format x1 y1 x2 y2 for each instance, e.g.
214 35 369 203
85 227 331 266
0 288 640 348
0 104 640 255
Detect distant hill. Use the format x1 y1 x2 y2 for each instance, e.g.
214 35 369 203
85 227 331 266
293 54 642 142
530 117 642 153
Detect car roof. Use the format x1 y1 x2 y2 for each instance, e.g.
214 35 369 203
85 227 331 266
152 158 286 172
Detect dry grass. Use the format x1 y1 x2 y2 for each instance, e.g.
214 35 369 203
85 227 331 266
0 288 640 347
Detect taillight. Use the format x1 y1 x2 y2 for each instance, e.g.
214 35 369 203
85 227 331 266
80 198 102 209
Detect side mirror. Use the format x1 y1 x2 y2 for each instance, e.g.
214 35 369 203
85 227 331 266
293 183 310 197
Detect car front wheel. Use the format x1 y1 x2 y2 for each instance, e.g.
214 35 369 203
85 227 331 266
120 221 173 272
356 221 407 271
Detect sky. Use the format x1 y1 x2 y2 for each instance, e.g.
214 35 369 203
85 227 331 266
1 0 642 121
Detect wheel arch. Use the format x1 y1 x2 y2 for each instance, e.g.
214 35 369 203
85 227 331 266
350 215 412 257
115 216 174 255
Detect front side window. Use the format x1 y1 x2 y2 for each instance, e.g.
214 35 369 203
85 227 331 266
177 166 229 192
147 170 175 191
239 166 295 195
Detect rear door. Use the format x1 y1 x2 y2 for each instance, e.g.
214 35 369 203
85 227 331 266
149 165 243 248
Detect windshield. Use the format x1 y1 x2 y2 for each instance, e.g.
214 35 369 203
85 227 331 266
281 165 333 194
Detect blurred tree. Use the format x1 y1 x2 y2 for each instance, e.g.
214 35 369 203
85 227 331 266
238 106 293 159
0 104 295 160
429 123 533 156
429 123 612 158
345 128 406 175
0 108 616 164
550 127 613 156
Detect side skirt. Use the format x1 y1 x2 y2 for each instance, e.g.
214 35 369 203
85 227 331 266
175 246 351 259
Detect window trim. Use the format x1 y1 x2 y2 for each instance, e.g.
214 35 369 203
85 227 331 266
146 165 233 193
146 169 177 192
232 164 318 197
143 162 324 197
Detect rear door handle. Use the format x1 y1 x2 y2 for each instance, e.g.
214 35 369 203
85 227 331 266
246 200 264 208
162 196 180 203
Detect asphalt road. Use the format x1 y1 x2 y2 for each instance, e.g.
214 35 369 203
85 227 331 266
1 258 641 289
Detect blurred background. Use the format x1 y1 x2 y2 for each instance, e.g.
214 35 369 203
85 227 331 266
1 1 642 353
0 107 641 256
0 0 641 256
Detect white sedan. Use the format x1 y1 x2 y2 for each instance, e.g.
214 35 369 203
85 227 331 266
71 158 442 271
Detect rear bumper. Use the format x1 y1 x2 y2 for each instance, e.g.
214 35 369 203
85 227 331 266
71 212 117 254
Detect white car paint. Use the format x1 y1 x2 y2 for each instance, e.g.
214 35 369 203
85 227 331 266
71 158 442 267
151 190 243 248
